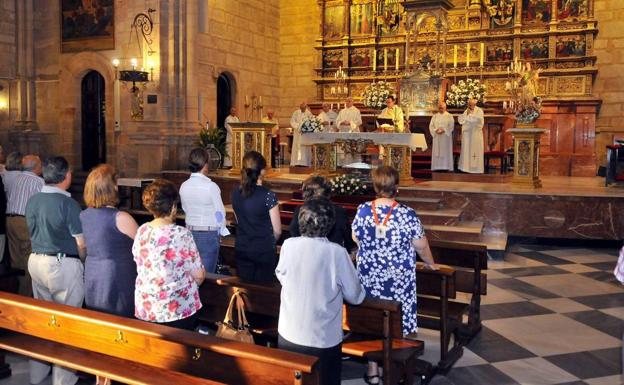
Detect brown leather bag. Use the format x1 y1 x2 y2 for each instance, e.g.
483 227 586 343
215 291 255 344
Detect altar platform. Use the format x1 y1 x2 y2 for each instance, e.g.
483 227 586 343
162 168 624 256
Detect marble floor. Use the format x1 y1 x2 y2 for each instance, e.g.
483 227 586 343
0 242 622 385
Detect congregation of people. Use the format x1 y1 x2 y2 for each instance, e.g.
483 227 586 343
0 145 438 385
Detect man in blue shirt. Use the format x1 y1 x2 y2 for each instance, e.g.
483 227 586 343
25 156 86 385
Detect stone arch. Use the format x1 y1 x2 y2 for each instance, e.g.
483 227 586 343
216 71 237 129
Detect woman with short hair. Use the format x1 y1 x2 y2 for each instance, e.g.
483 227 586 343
132 179 205 329
277 199 365 385
80 164 138 317
288 175 355 252
352 166 437 385
231 151 281 283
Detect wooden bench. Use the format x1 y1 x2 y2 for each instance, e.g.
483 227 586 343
198 274 426 385
0 292 320 385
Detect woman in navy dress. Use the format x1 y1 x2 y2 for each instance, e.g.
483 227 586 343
351 166 437 385
80 164 138 317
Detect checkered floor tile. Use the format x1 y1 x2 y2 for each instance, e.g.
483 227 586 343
0 243 622 385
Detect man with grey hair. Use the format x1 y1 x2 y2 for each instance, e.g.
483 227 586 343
429 102 455 172
6 154 43 296
457 98 484 173
317 103 337 132
2 151 24 194
26 156 86 385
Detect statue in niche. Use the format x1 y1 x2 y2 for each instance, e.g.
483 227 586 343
484 0 515 28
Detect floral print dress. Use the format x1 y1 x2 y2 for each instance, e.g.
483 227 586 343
132 223 204 323
352 201 425 335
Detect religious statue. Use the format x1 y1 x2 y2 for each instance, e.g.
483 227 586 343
505 60 543 125
484 0 515 27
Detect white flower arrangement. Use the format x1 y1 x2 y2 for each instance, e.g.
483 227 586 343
361 81 393 109
330 174 368 196
445 78 487 108
300 116 323 133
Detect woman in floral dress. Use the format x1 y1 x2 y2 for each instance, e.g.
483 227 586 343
133 179 205 330
352 166 437 385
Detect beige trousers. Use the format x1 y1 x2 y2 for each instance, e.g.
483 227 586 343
6 216 32 296
28 253 84 385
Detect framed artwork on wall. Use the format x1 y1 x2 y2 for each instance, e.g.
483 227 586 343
556 35 586 57
520 38 549 59
557 0 588 21
60 0 115 53
350 2 374 36
324 5 345 40
522 0 552 24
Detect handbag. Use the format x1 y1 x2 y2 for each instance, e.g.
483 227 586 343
215 291 255 343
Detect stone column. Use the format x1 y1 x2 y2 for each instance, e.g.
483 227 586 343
14 0 37 130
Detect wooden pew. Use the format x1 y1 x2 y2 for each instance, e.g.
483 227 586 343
198 274 426 385
426 239 488 341
0 292 320 385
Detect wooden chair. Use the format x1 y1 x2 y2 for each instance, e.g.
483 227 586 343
0 292 320 385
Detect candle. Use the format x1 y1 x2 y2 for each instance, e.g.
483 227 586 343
453 45 458 68
395 48 399 70
503 101 507 110
466 43 470 67
259 96 262 105
507 66 510 75
130 58 138 70
373 49 376 72
480 42 484 67
245 95 249 105
384 48 388 71
330 103 333 110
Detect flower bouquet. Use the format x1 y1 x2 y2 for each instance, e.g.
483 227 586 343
446 78 486 108
361 81 393 109
300 116 323 133
330 174 368 196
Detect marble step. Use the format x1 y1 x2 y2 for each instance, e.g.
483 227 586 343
423 221 484 243
397 196 442 211
416 209 462 226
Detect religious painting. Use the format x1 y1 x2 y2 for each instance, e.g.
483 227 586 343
520 38 549 59
487 41 513 62
557 0 588 21
324 5 345 40
556 35 586 57
522 0 552 24
486 0 515 29
60 0 115 53
323 50 343 69
350 2 374 36
350 48 371 68
376 47 401 72
377 0 402 36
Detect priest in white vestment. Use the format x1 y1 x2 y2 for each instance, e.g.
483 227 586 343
378 95 405 132
429 102 455 171
336 98 362 165
336 97 362 133
317 103 337 132
289 102 313 167
224 107 239 168
457 99 485 174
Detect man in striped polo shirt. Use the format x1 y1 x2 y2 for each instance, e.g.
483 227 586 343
6 154 43 296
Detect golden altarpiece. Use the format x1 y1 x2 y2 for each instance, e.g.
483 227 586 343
314 0 600 176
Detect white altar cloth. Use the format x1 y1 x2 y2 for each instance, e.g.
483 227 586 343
299 132 428 152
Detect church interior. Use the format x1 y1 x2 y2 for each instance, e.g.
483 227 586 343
0 0 622 384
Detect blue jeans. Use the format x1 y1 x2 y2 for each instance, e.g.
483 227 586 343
190 230 220 273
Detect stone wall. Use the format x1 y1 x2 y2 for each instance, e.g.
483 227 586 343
0 0 15 138
593 0 624 162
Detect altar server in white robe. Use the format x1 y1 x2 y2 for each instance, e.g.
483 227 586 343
317 103 337 132
224 107 240 168
429 102 455 171
378 95 405 132
457 98 485 174
290 102 313 166
336 98 362 165
336 97 362 133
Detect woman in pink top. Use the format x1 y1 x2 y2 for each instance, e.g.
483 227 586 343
132 179 205 330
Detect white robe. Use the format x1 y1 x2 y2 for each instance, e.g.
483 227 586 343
336 106 362 132
317 110 337 132
378 105 405 132
290 108 313 166
429 112 455 171
457 106 484 174
224 115 239 167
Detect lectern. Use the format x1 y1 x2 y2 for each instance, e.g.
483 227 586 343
228 122 275 174
508 128 547 188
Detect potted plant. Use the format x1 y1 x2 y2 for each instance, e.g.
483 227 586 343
198 126 228 169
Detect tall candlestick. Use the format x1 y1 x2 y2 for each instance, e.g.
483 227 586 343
466 43 470 67
453 45 458 68
480 42 484 67
395 48 399 70
245 95 249 105
384 48 388 71
372 49 377 71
